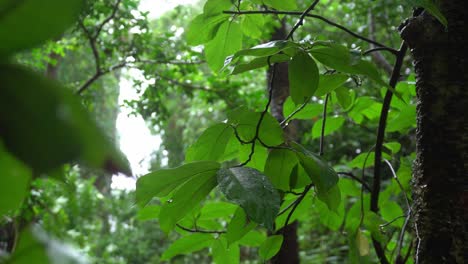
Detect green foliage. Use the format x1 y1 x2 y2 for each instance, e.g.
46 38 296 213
159 168 218 232
185 123 234 162
226 208 257 245
0 64 130 174
227 108 284 146
1 0 422 262
289 50 319 104
0 0 83 56
0 143 31 216
160 233 214 260
136 161 220 206
258 235 283 260
264 149 299 190
9 226 88 264
217 167 281 230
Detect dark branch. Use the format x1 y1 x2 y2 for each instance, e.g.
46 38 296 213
176 224 226 234
281 184 313 230
370 41 407 264
224 10 398 54
94 0 123 39
337 172 372 193
286 0 320 40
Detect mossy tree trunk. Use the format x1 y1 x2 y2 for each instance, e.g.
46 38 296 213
400 1 468 262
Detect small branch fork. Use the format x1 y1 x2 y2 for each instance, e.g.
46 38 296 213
224 10 398 55
76 0 205 95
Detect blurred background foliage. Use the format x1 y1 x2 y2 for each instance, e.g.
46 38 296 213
1 0 417 263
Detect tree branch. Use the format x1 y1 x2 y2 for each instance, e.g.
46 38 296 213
94 0 123 39
337 172 372 193
286 0 320 40
224 10 398 54
367 10 394 75
370 41 407 264
176 224 226 234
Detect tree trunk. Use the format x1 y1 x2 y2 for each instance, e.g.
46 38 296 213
400 1 468 263
269 22 300 264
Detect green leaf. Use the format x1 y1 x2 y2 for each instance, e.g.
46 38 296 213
309 43 351 72
0 142 31 216
258 235 283 260
283 97 323 120
310 44 387 87
229 53 290 74
237 230 266 246
315 195 345 230
406 0 447 27
289 51 319 104
212 238 240 264
136 161 220 206
334 86 355 110
10 226 88 264
356 229 370 256
232 40 296 59
348 152 375 169
383 142 401 154
0 0 83 56
0 64 130 175
311 116 345 139
199 201 238 220
159 169 218 232
136 205 160 221
316 184 341 212
242 14 264 38
315 74 348 97
228 108 284 146
217 167 281 230
263 0 297 10
264 149 298 190
226 207 257 245
205 20 243 71
161 233 214 260
386 105 416 132
185 123 234 162
239 143 268 171
293 143 338 193
380 201 404 227
186 14 229 45
348 152 392 169
203 0 233 15
275 192 312 228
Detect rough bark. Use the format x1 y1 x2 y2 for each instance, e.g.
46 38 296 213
400 1 468 263
269 22 300 264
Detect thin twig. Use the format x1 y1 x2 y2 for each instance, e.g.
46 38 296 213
337 172 371 192
286 0 320 40
282 184 313 230
176 224 226 234
223 10 398 54
363 47 396 56
383 159 412 262
237 61 277 166
94 0 123 39
280 101 308 128
319 93 330 156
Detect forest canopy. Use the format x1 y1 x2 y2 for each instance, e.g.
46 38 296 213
1 0 465 263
